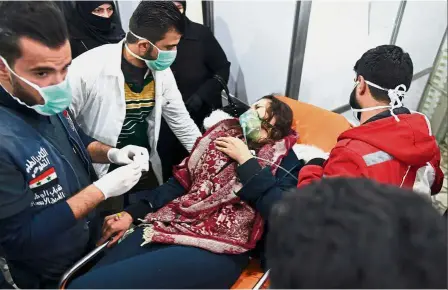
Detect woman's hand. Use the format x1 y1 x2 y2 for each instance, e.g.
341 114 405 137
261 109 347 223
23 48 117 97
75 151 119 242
215 137 254 165
97 211 133 247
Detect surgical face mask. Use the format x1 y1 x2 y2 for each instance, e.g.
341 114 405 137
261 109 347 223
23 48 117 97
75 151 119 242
0 56 72 116
125 31 177 71
350 80 406 122
239 109 263 142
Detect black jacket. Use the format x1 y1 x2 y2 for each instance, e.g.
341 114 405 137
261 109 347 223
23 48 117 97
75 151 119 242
158 17 230 181
126 150 304 268
171 17 230 123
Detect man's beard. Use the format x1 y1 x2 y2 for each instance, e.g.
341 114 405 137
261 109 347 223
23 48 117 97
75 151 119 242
10 74 39 106
143 45 156 60
349 88 361 109
349 88 362 121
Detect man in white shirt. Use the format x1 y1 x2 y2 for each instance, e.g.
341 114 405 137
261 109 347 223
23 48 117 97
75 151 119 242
68 1 201 190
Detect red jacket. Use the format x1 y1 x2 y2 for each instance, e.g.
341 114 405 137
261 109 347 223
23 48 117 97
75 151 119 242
298 112 444 195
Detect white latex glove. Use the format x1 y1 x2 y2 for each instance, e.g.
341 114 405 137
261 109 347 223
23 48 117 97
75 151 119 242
133 154 149 172
107 145 149 166
94 162 142 199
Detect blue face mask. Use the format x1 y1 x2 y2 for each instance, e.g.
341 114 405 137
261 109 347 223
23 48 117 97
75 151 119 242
125 31 177 71
0 56 72 116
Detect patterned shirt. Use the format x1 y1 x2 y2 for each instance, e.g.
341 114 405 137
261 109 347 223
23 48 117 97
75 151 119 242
117 54 155 150
117 79 155 149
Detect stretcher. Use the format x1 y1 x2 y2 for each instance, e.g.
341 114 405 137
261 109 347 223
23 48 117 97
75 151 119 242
1 96 351 289
58 96 351 289
228 95 351 288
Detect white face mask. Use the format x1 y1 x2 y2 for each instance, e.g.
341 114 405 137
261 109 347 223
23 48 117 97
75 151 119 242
350 80 407 122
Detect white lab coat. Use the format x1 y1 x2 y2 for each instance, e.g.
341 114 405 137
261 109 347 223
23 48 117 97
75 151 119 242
67 40 201 184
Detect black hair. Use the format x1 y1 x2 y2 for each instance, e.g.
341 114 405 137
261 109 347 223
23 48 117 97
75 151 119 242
126 1 184 44
0 1 69 66
354 45 413 103
267 178 447 289
243 94 294 150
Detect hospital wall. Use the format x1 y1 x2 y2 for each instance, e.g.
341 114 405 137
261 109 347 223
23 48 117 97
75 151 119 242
117 0 447 123
213 0 297 105
117 0 203 33
212 0 447 122
298 1 401 113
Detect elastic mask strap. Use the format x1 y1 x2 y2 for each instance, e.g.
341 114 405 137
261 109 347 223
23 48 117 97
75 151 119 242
365 80 407 122
124 43 148 62
128 30 145 41
0 55 44 108
0 56 34 88
351 105 391 113
128 31 161 54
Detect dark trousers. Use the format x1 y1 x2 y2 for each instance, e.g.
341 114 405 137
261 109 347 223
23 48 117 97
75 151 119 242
3 212 102 289
157 104 213 183
68 227 249 289
99 165 160 217
157 119 189 182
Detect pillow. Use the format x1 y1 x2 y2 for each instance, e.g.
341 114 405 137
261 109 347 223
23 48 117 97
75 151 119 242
275 96 352 152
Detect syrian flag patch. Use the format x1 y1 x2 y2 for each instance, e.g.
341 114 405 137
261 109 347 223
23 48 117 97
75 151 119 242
63 110 76 132
29 167 58 191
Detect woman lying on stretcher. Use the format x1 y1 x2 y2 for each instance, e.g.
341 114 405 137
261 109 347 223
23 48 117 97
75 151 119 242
69 95 305 289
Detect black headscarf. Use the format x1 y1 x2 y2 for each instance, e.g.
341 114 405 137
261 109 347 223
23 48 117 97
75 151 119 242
68 1 125 48
174 1 190 30
177 1 187 13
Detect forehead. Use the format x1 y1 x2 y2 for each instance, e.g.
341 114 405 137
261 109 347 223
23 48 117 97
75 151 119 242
15 37 71 69
254 98 272 108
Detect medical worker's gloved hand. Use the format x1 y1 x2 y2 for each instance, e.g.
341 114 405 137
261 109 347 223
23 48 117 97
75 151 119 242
94 162 142 200
132 154 149 172
107 145 149 166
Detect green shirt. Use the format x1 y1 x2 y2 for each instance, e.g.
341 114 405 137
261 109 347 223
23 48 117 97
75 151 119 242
117 54 155 150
